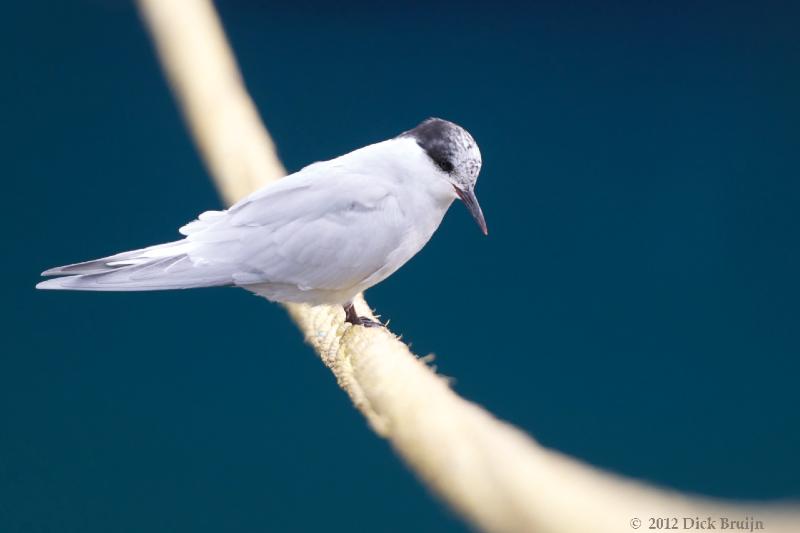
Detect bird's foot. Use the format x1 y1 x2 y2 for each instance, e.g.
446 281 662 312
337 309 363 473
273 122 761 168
352 316 384 328
343 303 384 328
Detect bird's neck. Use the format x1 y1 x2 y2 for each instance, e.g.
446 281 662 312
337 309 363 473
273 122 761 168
396 173 456 251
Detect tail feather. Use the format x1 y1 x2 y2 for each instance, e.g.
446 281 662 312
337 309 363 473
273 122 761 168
40 240 190 277
41 249 148 277
37 241 234 291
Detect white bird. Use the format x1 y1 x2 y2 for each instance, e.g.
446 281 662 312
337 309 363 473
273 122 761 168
37 117 487 327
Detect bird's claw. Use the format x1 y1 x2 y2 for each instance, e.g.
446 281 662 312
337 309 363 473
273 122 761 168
354 316 383 328
342 302 383 328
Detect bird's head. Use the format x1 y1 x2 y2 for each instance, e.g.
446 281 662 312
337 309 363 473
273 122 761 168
401 117 487 235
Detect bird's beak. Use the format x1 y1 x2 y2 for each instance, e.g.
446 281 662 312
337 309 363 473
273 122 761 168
454 186 488 236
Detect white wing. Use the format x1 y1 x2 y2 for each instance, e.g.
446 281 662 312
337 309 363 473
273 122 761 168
182 161 407 291
38 146 413 294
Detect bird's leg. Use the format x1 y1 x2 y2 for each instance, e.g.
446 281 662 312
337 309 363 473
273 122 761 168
343 302 383 328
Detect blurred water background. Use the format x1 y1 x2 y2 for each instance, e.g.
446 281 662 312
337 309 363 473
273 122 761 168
2 1 799 531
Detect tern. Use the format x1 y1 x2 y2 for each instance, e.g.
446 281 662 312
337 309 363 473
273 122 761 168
37 118 487 327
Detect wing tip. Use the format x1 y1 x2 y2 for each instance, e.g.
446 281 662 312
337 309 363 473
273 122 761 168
41 266 66 276
36 277 70 290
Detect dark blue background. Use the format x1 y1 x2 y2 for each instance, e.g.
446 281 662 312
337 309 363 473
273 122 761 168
3 1 799 532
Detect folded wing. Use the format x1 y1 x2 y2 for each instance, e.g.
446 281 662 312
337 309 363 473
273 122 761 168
38 162 406 295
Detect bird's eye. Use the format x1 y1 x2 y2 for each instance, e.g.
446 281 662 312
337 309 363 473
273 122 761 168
439 160 454 173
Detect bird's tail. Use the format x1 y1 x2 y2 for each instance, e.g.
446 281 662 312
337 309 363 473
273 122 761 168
36 240 233 291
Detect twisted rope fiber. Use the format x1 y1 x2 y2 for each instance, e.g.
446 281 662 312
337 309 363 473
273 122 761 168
136 1 800 531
